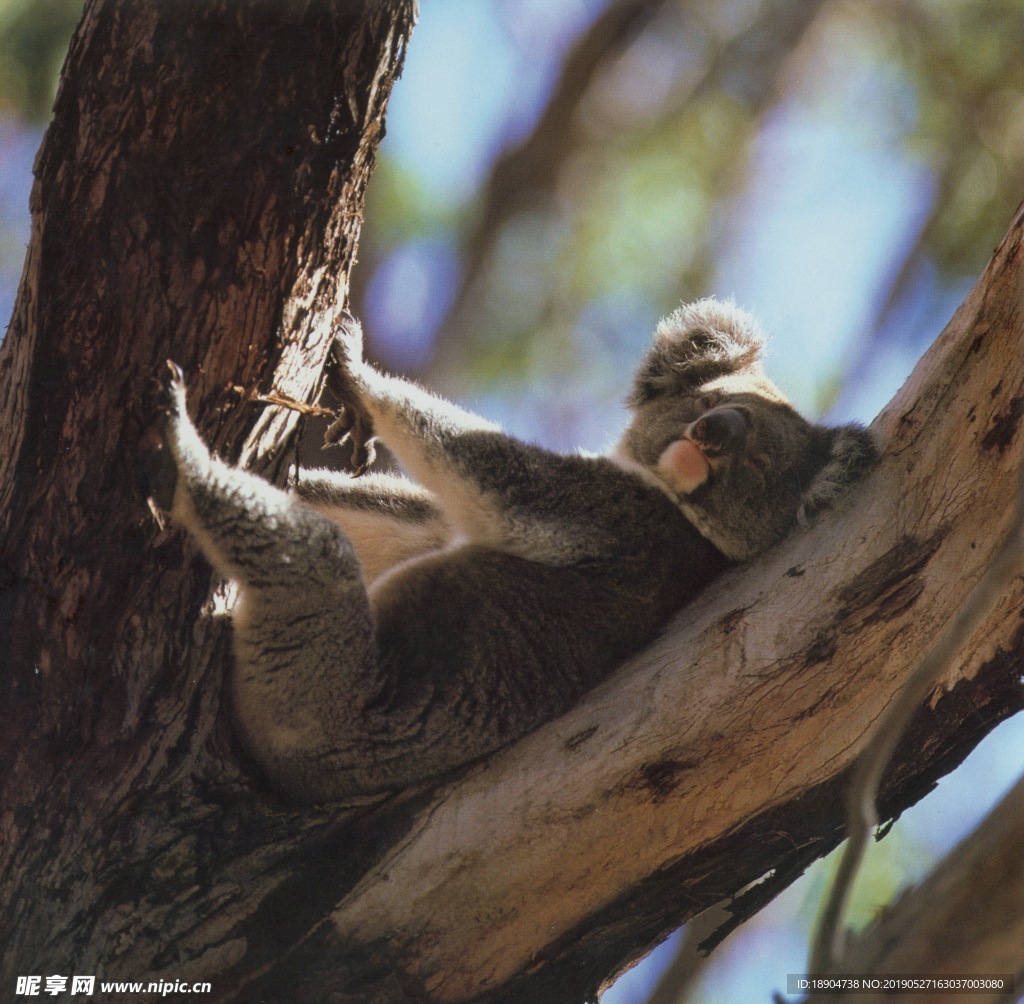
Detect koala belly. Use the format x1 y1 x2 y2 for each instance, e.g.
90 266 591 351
363 540 719 762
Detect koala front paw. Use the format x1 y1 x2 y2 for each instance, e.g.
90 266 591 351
333 313 366 367
326 322 376 475
323 396 376 475
158 359 194 449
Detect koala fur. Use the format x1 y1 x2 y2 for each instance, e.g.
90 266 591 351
160 299 875 801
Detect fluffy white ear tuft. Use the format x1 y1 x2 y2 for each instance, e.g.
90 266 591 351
629 298 766 407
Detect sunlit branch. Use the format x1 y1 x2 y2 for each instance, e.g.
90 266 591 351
809 464 1024 976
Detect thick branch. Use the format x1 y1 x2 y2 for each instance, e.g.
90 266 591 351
811 461 1024 974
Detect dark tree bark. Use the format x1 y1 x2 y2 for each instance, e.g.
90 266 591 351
0 0 418 998
2 3 1023 1003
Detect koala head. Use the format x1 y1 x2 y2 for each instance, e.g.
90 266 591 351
615 299 876 560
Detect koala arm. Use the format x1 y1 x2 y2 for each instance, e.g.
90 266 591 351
159 367 387 786
327 320 624 566
294 470 451 584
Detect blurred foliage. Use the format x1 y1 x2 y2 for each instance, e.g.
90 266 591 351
895 0 1024 274
363 157 467 245
0 0 82 121
354 0 1024 440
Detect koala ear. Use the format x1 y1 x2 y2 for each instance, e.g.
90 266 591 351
629 298 766 407
799 423 878 522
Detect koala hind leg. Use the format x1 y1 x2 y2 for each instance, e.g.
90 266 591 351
294 470 451 584
160 367 384 799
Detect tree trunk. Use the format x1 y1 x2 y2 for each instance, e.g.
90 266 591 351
0 0 418 997
2 3 1023 1002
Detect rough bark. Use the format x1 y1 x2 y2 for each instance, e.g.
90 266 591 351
1 2 1023 1002
0 0 417 995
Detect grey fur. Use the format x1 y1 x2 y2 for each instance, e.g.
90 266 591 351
161 299 876 800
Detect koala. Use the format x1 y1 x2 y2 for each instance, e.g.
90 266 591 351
159 299 875 801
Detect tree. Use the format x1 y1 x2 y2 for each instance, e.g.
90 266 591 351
1 2 1022 1002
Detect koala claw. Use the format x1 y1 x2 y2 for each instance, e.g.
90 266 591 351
165 358 185 386
324 407 377 475
144 360 188 512
159 360 187 419
325 337 376 475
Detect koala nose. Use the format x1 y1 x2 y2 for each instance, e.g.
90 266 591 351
691 407 748 455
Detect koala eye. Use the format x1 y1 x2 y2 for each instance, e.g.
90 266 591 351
730 405 754 428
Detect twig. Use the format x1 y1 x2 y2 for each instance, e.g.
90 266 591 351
809 462 1024 975
245 389 337 418
645 902 729 1004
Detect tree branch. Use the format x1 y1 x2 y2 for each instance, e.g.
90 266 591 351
803 773 1024 1003
810 464 1024 974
